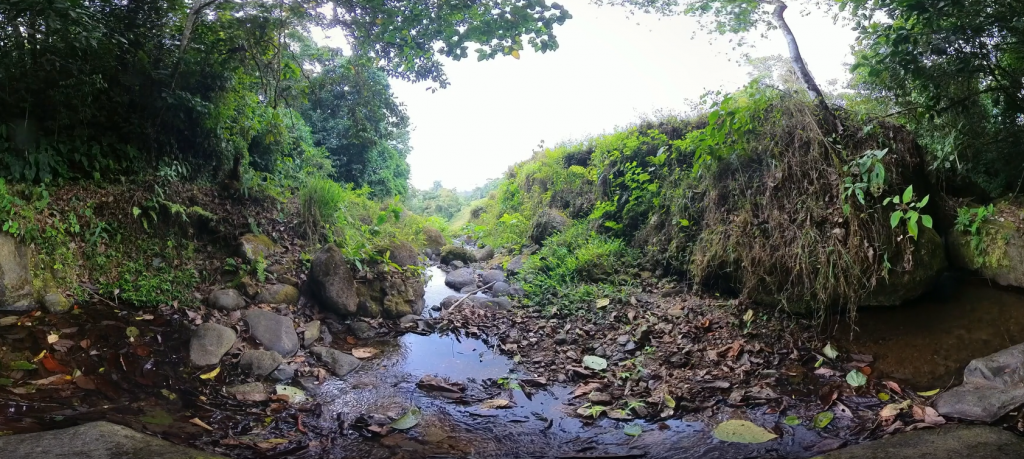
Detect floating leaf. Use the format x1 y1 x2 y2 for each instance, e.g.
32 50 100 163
8 361 37 371
199 366 220 380
161 389 177 400
663 394 676 408
479 399 515 410
846 370 868 387
822 343 839 359
784 415 800 426
275 385 307 403
624 423 643 437
712 420 778 443
582 355 608 371
813 411 834 429
917 389 940 396
351 347 379 359
595 298 610 308
390 407 421 430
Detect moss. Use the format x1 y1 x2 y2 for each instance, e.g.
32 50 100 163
440 245 475 265
239 234 277 261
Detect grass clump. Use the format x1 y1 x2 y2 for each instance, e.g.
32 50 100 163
299 178 346 243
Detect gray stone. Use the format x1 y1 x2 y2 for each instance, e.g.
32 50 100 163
0 234 35 312
450 260 465 269
476 297 513 311
506 255 527 275
509 285 526 297
423 227 446 251
529 209 570 246
243 309 299 357
440 246 476 266
445 268 476 291
459 285 477 294
311 346 361 377
308 244 359 316
473 246 495 262
239 350 284 377
255 283 299 305
823 425 1024 459
553 333 568 345
0 421 228 459
492 282 511 296
303 320 321 347
238 234 277 262
271 362 298 381
349 321 376 339
934 342 1024 422
207 289 245 311
481 269 505 285
226 382 267 398
189 323 236 366
399 314 421 325
42 292 71 314
386 241 419 267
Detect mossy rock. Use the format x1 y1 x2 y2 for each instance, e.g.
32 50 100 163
949 202 1024 287
529 209 570 246
255 284 299 305
0 234 36 311
385 241 419 267
238 234 277 262
355 274 425 319
42 292 72 314
861 226 948 306
440 246 475 265
423 227 446 251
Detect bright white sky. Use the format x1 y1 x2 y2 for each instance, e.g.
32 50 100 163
318 1 857 191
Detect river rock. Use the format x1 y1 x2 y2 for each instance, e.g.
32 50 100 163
226 382 268 400
509 285 526 297
355 274 425 318
861 226 948 306
399 314 421 325
506 255 527 275
238 233 277 262
423 227 446 251
239 350 284 377
308 244 359 316
42 292 71 314
208 289 245 311
189 323 236 366
243 309 299 357
473 246 495 262
492 282 511 296
440 246 475 265
445 268 476 291
529 209 570 246
948 201 1024 288
439 295 511 312
386 241 419 267
481 269 505 285
311 346 360 377
349 321 376 339
460 285 477 294
0 421 230 459
0 234 35 312
933 342 1024 422
450 260 465 269
303 320 321 347
255 283 299 305
271 362 298 381
823 425 1024 458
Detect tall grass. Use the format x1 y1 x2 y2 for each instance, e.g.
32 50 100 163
299 178 345 242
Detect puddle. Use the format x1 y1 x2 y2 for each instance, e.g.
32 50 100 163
840 275 1024 390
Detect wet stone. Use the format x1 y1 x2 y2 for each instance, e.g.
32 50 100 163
271 362 298 381
934 342 1024 422
399 314 421 325
255 283 299 305
303 320 321 347
226 382 267 398
460 285 478 294
492 282 511 296
445 268 477 291
0 421 230 459
208 288 245 311
349 321 376 340
311 346 361 377
823 425 1024 459
189 323 236 366
42 292 71 314
588 392 613 404
450 260 465 269
239 350 284 377
481 269 505 285
553 333 568 345
244 309 299 357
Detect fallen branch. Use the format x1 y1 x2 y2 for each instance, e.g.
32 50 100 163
446 282 497 313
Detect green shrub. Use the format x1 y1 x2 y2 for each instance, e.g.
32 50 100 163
299 178 346 242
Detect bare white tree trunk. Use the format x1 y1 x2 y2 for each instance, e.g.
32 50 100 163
180 0 224 55
769 1 842 133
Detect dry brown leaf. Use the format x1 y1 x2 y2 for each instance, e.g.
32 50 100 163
74 375 96 390
571 382 603 398
883 380 903 395
351 347 379 359
479 399 515 409
189 418 214 431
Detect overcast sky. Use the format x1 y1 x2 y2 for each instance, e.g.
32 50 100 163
318 1 857 191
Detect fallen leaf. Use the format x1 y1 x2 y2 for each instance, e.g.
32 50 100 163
916 388 940 397
813 411 834 429
814 367 840 377
822 343 839 359
140 409 173 425
190 418 214 431
846 370 867 387
663 394 676 408
41 354 69 373
346 336 358 344
80 339 91 349
595 298 610 308
125 326 139 339
883 380 903 395
199 366 221 380
712 420 778 443
74 376 96 390
391 407 421 430
351 347 379 359
819 389 838 408
880 400 912 418
859 366 872 376
161 389 177 400
624 423 643 437
479 399 515 409
784 415 800 426
572 382 603 398
8 361 37 371
275 385 307 403
47 334 59 344
878 392 890 401
31 374 71 385
0 316 19 326
416 375 466 395
582 355 608 371
8 385 37 394
922 406 945 425
51 339 74 352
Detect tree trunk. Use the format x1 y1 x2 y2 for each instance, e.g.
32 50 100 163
770 1 842 134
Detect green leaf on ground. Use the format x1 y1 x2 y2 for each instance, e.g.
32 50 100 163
784 415 800 426
0 378 13 386
624 423 642 437
822 343 839 359
8 361 37 370
582 355 607 371
813 411 834 429
595 298 610 308
917 389 941 396
846 370 868 387
140 409 173 426
125 326 139 338
663 394 676 408
878 393 890 401
391 407 421 430
275 385 307 403
712 420 778 443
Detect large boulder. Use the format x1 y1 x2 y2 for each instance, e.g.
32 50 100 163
423 227 446 251
355 275 425 318
933 342 1024 422
481 269 505 285
0 421 229 459
529 209 570 246
440 245 475 266
439 294 512 312
473 246 495 262
308 244 359 316
822 425 1024 459
444 268 476 291
948 202 1024 288
0 234 35 311
189 323 236 366
385 241 419 268
255 283 299 305
243 309 299 357
861 226 948 306
238 233 277 262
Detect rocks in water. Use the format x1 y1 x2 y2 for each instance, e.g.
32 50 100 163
445 268 477 291
255 283 299 305
355 275 425 318
303 320 321 347
189 323 236 366
491 282 511 296
226 382 268 401
0 421 230 459
481 269 505 285
271 362 298 381
529 209 570 246
386 241 419 267
440 246 475 265
506 255 527 275
450 260 465 269
473 246 495 262
399 314 421 325
42 292 71 314
423 227 446 251
311 346 361 377
0 234 35 311
243 309 299 357
439 294 511 312
239 350 284 377
933 342 1024 422
349 321 376 339
822 425 1024 459
238 233 277 262
308 244 359 316
208 288 246 311
861 227 948 306
460 285 477 294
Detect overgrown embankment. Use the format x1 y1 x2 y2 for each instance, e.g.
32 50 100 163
465 84 947 316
